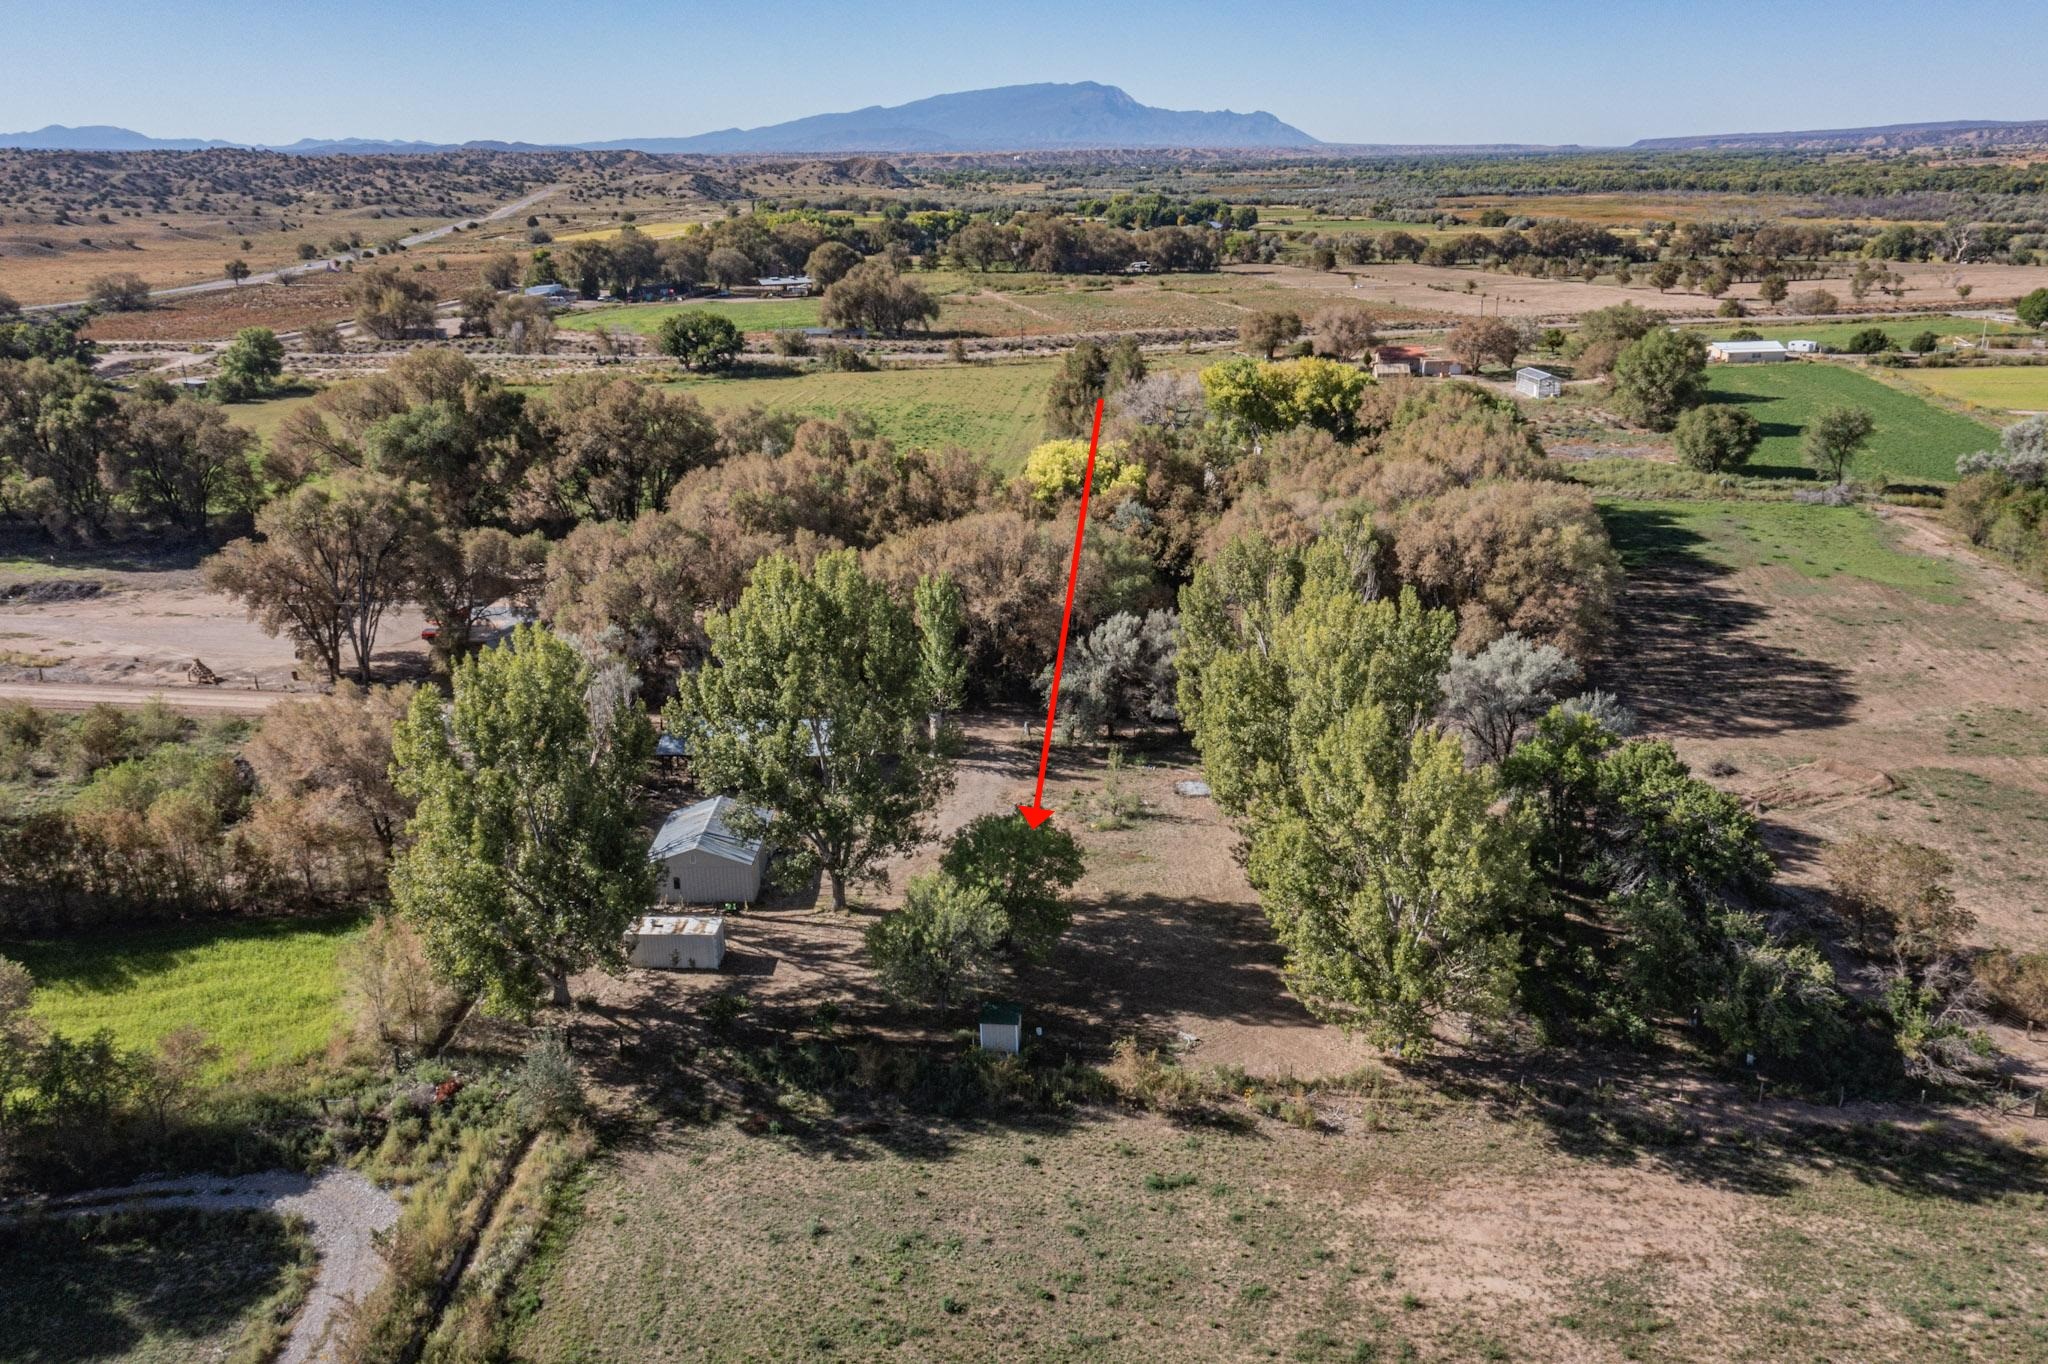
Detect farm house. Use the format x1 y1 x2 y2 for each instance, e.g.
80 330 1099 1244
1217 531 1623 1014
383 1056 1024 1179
1708 339 1790 364
628 914 726 971
649 796 771 906
1516 367 1562 398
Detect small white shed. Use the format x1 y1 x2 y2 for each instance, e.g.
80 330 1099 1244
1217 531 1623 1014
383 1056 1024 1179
649 796 770 906
1786 339 1820 354
628 914 726 970
979 1002 1023 1054
1516 367 1562 398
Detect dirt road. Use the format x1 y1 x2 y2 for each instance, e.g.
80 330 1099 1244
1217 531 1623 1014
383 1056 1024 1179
24 186 556 312
0 679 288 712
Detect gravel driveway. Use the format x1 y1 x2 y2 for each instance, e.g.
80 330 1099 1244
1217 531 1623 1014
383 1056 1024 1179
22 1169 398 1364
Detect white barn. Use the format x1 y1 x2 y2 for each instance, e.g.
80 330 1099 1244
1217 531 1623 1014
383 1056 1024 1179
1708 339 1790 364
628 914 726 970
1516 367 1562 398
649 796 770 906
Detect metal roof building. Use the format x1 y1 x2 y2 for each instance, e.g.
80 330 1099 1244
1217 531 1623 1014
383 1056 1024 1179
628 914 726 970
649 796 771 906
1707 339 1791 363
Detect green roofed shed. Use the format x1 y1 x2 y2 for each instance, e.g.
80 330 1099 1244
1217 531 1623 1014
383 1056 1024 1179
979 1002 1023 1054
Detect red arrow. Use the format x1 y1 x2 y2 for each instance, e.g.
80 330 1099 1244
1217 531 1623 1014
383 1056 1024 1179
1019 397 1106 829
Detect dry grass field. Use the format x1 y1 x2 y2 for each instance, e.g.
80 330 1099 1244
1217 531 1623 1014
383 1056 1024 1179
1594 496 2048 1024
1247 259 2048 321
508 701 2048 1364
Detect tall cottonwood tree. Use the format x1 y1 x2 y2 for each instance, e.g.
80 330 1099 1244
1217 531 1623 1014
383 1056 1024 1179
1178 529 1531 1052
528 374 717 524
205 472 427 683
106 386 257 536
391 626 653 1014
668 551 952 910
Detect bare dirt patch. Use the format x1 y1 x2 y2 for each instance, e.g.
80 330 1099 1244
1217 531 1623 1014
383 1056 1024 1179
0 553 427 693
584 712 1371 1081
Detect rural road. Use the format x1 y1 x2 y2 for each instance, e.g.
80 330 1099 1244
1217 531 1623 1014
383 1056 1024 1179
10 1168 399 1364
0 679 291 712
25 185 557 312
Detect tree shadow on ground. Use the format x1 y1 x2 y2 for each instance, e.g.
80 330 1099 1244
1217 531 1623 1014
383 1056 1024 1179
0 1206 303 1362
1409 1042 2046 1204
0 915 357 994
1017 891 1316 1057
0 527 211 577
1594 505 1855 739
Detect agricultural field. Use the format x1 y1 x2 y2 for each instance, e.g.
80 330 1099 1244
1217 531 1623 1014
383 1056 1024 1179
0 1207 315 1363
1593 494 2048 965
1699 361 1998 484
560 270 1330 341
1895 364 2048 416
561 297 825 335
1686 316 2026 352
3 916 361 1079
646 359 1070 472
509 1089 2048 1364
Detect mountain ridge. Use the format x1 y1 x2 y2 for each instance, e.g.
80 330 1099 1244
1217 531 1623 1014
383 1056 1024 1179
0 83 1319 155
11 104 2048 157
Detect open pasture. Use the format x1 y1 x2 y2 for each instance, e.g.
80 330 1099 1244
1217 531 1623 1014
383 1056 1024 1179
650 358 1063 471
1700 361 1997 484
1896 363 2048 415
561 297 825 335
4 916 361 1079
1595 495 2048 959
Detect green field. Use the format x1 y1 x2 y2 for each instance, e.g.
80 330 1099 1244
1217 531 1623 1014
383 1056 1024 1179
560 298 825 335
1897 364 2048 415
1597 497 1963 601
0 1208 314 1364
1686 316 2020 352
648 360 1064 472
5 916 360 1079
221 391 318 452
1701 361 1996 484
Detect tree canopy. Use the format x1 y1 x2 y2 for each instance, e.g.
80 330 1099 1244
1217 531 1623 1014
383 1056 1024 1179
391 625 653 1015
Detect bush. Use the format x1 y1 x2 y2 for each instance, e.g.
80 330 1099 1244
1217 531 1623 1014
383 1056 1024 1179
1974 949 2048 1026
1845 327 1892 355
1672 405 1763 473
864 872 1004 1009
513 1034 583 1129
938 813 1085 959
654 311 742 371
815 343 871 372
1609 329 1708 431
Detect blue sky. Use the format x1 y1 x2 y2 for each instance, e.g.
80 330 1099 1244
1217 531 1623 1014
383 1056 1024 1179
4 0 2043 147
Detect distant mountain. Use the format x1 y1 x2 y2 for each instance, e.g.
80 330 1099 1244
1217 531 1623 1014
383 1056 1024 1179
0 123 240 151
1632 117 2048 152
581 83 1321 153
0 87 1316 157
